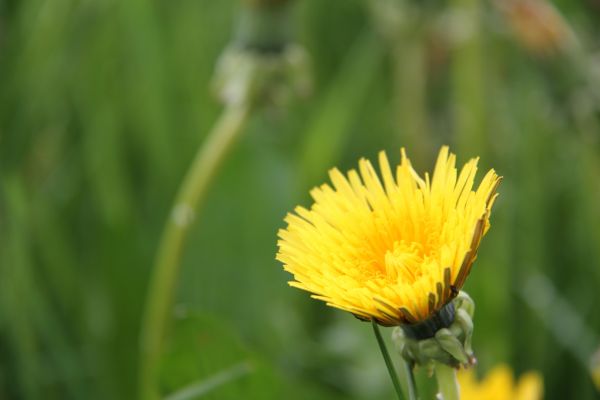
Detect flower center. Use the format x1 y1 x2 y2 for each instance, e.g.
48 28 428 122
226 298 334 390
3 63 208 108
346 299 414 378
384 240 434 283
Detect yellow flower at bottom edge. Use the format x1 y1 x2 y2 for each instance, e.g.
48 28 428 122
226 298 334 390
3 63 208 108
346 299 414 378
276 146 501 326
458 365 544 400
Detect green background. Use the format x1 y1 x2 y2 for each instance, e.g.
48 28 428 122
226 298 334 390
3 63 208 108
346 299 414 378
1 0 600 398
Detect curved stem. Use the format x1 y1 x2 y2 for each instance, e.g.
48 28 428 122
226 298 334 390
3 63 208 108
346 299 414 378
372 321 405 400
434 361 460 400
138 104 251 400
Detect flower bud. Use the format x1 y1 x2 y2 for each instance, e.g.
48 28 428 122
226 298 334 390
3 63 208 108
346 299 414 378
212 1 311 108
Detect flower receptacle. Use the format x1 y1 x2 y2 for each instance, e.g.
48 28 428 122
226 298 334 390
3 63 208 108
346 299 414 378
393 291 476 369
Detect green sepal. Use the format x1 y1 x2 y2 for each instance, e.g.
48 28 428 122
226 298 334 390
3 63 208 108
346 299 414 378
392 291 476 369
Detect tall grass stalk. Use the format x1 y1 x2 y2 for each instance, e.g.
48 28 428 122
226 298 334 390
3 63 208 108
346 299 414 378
451 0 485 157
393 29 429 164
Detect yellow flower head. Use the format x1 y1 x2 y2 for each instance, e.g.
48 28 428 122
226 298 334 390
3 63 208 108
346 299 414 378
276 147 500 326
458 365 544 400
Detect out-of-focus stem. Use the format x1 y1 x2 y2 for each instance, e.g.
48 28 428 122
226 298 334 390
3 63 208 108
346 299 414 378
367 0 430 164
242 0 293 7
452 0 486 157
393 34 429 164
403 359 418 400
138 104 250 400
434 361 460 400
236 1 293 52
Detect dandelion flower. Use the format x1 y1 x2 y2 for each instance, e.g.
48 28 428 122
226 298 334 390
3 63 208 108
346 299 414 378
276 146 500 326
458 365 544 400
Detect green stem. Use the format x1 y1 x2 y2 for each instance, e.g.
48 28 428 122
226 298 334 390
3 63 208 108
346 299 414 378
451 0 485 157
403 360 418 400
372 321 406 400
138 104 251 400
393 28 429 165
434 361 460 400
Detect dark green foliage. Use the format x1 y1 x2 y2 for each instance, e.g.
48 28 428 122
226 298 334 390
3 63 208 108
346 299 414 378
1 0 600 398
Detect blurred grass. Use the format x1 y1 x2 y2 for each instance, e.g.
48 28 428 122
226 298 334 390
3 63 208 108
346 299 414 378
2 0 600 399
